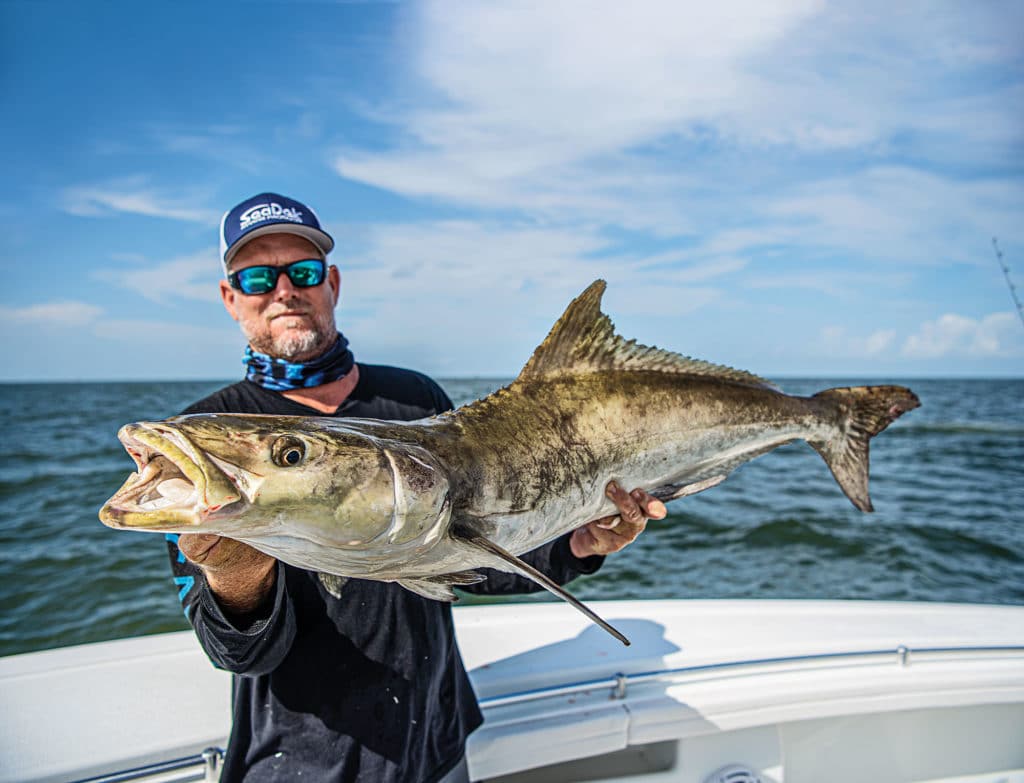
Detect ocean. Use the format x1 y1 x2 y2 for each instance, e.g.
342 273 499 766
1 378 1021 658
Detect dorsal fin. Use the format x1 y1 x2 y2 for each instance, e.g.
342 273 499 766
516 280 775 388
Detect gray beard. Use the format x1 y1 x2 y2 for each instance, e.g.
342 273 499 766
244 312 337 363
273 329 323 361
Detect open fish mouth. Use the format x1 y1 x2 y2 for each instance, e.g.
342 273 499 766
118 453 196 513
99 422 247 530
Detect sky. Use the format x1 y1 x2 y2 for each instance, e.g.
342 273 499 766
1 0 1022 381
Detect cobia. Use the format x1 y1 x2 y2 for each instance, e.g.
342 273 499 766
100 280 920 644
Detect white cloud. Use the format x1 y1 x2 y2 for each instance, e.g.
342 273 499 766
61 178 218 224
335 219 733 374
409 0 823 156
153 125 247 154
327 0 1024 324
0 301 103 326
761 166 1024 268
814 310 1024 364
337 1 823 211
0 301 245 381
91 317 239 352
24 2 1019 379
0 300 234 346
746 267 914 298
341 219 737 312
93 248 222 305
818 325 898 358
902 311 1024 358
148 124 275 175
336 2 1021 216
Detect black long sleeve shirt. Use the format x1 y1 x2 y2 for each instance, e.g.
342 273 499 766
166 365 603 783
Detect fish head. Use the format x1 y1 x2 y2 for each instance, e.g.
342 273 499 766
99 414 452 558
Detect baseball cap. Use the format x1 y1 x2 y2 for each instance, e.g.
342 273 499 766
219 192 335 272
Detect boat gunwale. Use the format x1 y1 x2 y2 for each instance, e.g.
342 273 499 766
479 644 1024 708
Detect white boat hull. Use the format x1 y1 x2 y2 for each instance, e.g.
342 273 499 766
2 600 1022 782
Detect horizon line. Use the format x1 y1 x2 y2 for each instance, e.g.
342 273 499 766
1 373 1022 385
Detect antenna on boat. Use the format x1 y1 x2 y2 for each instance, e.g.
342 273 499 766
992 237 1024 330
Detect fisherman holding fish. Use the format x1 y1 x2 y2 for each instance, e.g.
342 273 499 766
103 192 918 781
160 193 665 783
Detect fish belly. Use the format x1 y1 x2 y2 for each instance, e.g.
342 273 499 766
465 406 829 556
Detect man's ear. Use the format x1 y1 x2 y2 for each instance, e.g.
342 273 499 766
220 279 241 321
328 265 341 307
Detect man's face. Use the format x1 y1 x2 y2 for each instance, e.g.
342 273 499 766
220 233 341 362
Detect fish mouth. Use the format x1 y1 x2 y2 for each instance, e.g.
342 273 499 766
99 422 249 531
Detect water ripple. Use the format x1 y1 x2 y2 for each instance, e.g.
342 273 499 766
2 378 1023 656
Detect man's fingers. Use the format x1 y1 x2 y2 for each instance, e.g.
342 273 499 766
631 489 667 520
573 482 668 558
606 482 668 522
605 481 644 525
588 521 642 555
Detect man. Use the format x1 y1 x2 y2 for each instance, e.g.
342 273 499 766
168 192 666 783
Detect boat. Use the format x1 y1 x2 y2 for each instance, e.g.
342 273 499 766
2 599 1023 783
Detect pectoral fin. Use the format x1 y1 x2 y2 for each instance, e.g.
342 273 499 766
453 522 631 646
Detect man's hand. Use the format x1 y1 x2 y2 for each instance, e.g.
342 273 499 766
178 534 277 616
569 481 667 559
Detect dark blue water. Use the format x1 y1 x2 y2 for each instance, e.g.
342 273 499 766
1 378 1021 657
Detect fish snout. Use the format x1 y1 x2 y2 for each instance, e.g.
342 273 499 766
98 421 245 532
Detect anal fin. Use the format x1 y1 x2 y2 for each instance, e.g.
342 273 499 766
399 571 487 603
453 522 631 646
650 475 727 502
318 573 349 599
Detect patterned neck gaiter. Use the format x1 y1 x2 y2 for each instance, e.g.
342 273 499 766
244 333 354 391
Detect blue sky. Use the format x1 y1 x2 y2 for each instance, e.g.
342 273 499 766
2 0 1022 381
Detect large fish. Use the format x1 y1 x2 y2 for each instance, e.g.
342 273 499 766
100 280 919 644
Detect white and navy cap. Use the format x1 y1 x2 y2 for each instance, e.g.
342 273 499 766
219 192 335 272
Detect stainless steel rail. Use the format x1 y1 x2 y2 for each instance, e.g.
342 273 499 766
73 747 223 783
477 644 1024 708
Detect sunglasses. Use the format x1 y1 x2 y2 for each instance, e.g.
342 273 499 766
228 259 327 295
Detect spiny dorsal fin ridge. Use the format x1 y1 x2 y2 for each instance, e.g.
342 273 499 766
516 280 775 388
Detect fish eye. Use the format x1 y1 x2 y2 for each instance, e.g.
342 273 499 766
272 437 306 468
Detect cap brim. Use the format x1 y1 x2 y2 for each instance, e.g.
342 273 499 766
223 223 335 269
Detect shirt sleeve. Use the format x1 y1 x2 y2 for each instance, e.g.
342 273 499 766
428 377 455 415
457 532 604 596
166 536 297 676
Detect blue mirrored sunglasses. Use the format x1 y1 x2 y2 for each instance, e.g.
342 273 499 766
228 259 327 295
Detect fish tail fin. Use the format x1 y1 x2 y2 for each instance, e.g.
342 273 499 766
809 385 920 512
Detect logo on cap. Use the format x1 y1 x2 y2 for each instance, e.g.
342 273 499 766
239 202 304 231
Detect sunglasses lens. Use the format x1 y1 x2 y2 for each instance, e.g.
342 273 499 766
231 260 325 294
236 266 277 294
287 260 325 288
